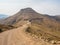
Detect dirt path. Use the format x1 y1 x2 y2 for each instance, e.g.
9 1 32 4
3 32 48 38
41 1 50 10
0 21 34 45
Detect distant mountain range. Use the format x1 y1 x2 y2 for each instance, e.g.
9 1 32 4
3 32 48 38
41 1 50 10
0 14 8 19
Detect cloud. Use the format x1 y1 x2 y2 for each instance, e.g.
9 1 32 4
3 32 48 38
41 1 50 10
0 0 60 16
28 0 60 15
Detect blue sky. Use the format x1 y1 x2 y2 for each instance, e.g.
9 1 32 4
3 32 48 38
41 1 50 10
0 0 60 16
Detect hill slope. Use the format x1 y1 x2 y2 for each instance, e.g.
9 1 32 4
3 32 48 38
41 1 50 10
0 22 59 45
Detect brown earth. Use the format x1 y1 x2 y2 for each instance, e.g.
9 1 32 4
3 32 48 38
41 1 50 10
0 22 60 45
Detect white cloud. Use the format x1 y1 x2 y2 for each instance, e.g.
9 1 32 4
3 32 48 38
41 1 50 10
28 0 60 15
0 0 60 16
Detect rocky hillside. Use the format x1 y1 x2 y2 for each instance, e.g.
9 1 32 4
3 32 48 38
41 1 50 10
0 21 60 45
0 24 14 33
51 15 60 22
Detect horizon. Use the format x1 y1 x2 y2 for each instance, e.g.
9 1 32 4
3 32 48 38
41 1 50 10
0 0 60 16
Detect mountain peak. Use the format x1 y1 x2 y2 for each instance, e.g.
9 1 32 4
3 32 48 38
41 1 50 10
20 7 36 13
21 7 33 11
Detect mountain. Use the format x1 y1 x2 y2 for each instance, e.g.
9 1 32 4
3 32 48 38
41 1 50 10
0 7 60 45
0 8 58 25
0 8 43 25
51 15 60 22
0 14 8 19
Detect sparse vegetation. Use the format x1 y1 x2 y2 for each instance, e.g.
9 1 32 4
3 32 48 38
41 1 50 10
0 24 15 33
0 29 3 33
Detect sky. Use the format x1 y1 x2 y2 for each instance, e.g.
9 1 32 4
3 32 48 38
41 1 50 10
0 0 60 16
